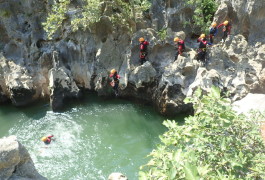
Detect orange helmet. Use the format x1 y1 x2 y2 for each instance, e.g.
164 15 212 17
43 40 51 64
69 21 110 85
41 137 48 142
224 20 229 26
110 69 116 74
139 37 144 42
200 34 206 39
174 37 180 42
212 22 217 27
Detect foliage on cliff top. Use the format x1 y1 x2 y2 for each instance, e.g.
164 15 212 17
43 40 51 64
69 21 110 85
139 87 265 180
185 0 218 33
43 0 151 39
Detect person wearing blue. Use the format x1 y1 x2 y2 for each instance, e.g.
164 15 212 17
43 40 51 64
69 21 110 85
209 22 218 44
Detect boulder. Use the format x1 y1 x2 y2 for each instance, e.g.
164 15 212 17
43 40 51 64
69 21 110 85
0 136 47 180
49 52 81 111
108 173 128 180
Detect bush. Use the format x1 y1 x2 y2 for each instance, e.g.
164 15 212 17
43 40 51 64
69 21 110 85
185 0 218 33
139 87 265 180
43 0 151 39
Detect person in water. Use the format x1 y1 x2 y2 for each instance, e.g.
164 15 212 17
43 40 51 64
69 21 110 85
41 135 54 145
109 69 120 96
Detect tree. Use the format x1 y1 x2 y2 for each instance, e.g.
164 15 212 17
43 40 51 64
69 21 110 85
185 0 218 33
43 0 151 39
140 87 265 179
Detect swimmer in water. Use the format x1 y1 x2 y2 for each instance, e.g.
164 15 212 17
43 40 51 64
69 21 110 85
41 135 54 145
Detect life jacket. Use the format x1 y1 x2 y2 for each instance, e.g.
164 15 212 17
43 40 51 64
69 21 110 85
110 73 120 83
223 23 231 33
199 39 207 49
178 40 185 51
140 41 149 52
44 138 51 145
210 27 217 35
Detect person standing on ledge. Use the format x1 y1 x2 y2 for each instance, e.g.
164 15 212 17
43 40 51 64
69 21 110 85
174 37 185 61
110 69 120 97
41 135 54 145
139 37 149 65
209 22 218 44
197 34 212 65
217 20 232 42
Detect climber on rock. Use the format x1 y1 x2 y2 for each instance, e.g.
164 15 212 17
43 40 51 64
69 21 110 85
110 69 120 97
209 22 218 44
217 20 232 42
196 34 212 65
174 37 185 61
41 135 54 145
139 37 149 65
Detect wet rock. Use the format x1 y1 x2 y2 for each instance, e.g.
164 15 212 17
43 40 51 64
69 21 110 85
108 173 128 180
0 136 47 180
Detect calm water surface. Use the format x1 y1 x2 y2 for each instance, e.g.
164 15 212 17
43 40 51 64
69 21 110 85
0 95 184 180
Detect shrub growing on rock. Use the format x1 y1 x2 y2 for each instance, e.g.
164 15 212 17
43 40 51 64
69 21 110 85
139 87 265 179
185 0 218 33
43 0 151 39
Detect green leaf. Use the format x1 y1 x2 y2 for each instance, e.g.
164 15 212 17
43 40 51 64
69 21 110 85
210 86 221 98
183 162 199 180
139 171 147 180
169 167 177 180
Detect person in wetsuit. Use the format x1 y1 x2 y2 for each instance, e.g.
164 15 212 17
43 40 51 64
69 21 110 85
217 20 232 42
110 69 120 96
139 37 149 65
197 34 212 65
209 22 218 44
41 135 54 145
174 37 185 61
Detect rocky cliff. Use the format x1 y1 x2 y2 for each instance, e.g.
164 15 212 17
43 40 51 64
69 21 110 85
0 0 264 116
0 136 47 180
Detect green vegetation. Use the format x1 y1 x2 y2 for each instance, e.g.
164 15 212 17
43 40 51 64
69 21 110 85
43 0 151 39
157 28 167 41
185 0 218 33
140 87 265 179
0 10 11 18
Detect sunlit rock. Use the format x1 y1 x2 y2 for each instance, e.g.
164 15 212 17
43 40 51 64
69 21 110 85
0 136 47 180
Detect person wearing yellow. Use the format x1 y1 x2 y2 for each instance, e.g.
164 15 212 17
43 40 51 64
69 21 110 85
139 37 149 65
209 22 218 43
109 69 120 97
41 135 54 145
174 37 185 61
217 20 232 41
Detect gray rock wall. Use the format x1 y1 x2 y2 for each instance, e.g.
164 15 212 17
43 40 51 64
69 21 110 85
0 0 264 115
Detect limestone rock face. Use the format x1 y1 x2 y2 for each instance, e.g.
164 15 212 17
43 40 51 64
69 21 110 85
0 53 37 106
215 0 265 43
129 61 156 89
49 52 81 111
233 93 265 114
0 0 264 116
0 136 47 180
